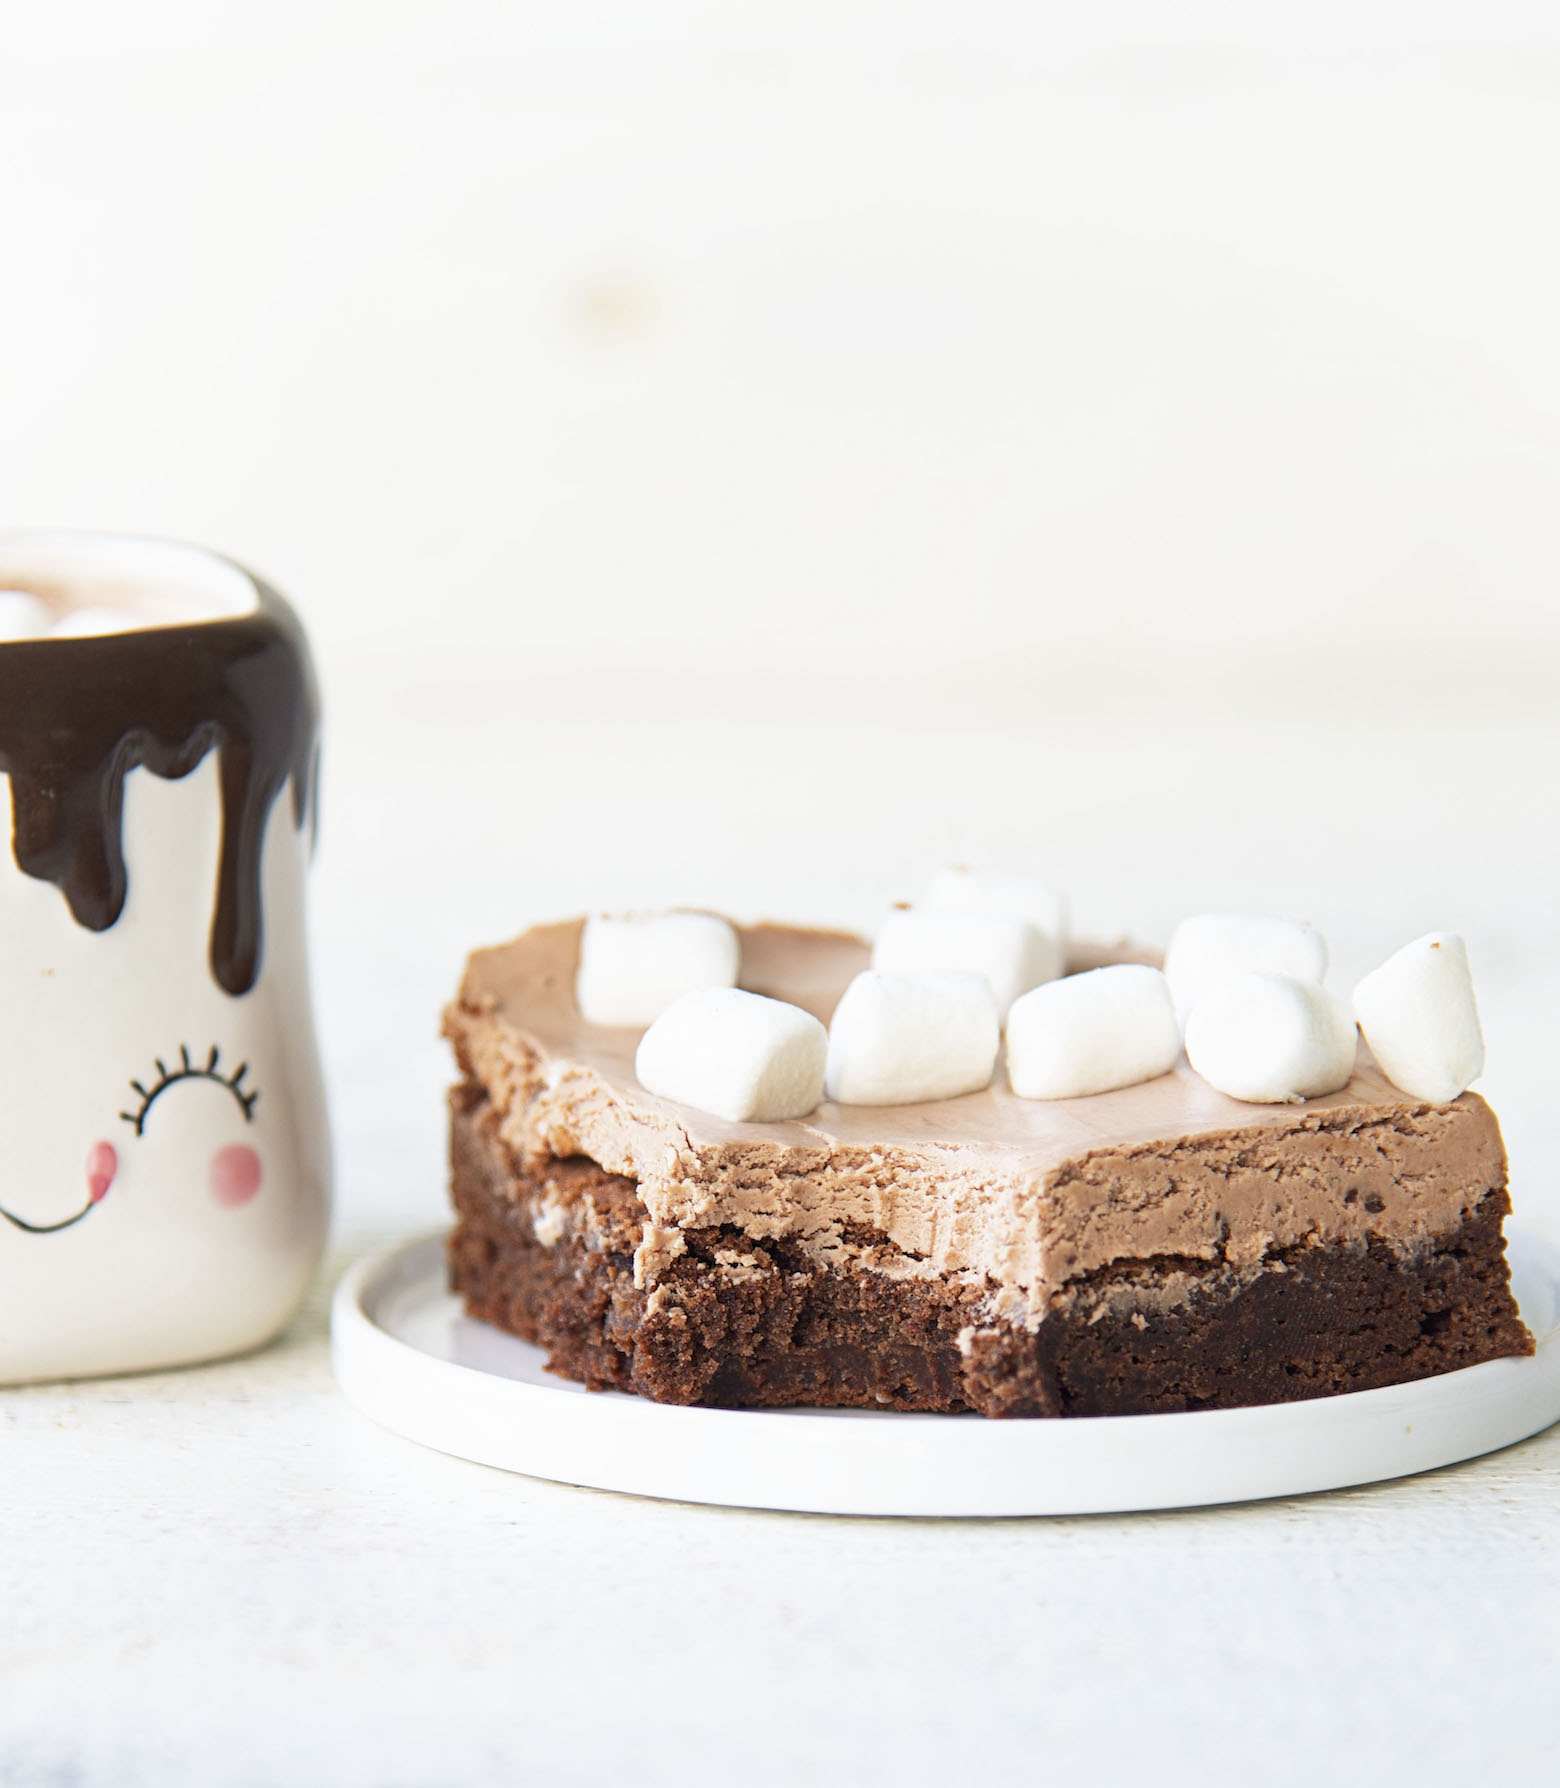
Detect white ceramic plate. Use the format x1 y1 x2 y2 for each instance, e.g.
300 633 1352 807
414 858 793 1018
330 1227 1560 1517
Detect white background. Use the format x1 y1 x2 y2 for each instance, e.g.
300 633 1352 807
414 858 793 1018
2 6 1558 1785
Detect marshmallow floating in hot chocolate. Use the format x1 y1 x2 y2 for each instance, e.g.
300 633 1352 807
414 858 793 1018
825 969 999 1106
575 911 740 1028
635 986 827 1122
1163 912 1328 1024
923 867 1067 981
1006 964 1181 1100
1353 933 1484 1105
872 907 1050 1016
48 606 158 638
0 533 258 643
1184 972 1357 1104
0 591 52 640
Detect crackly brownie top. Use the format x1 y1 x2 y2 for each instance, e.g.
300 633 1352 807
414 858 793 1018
446 919 1506 1322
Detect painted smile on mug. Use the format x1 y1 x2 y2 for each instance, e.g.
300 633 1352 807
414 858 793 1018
0 1044 262 1235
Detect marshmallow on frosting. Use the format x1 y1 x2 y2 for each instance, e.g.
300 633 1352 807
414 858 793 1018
872 907 1050 1016
923 868 1067 982
1006 964 1181 1101
1184 971 1357 1104
826 969 999 1106
575 910 740 1028
1353 932 1484 1105
1164 912 1328 1024
635 986 827 1123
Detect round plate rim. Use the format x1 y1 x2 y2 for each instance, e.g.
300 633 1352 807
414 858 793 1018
330 1226 1560 1518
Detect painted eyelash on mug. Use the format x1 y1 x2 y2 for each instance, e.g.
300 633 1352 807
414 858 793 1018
119 1045 259 1138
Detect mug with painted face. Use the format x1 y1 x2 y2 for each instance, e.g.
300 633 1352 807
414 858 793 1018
0 530 329 1382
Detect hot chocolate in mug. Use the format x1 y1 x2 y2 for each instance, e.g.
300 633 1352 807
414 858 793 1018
0 531 329 1381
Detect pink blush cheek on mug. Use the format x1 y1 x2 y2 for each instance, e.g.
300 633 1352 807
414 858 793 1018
211 1143 264 1209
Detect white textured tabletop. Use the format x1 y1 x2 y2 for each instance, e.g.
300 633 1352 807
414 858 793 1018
8 1258 1558 1788
6 7 1560 1782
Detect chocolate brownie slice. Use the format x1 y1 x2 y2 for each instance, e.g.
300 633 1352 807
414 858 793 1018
444 920 1532 1417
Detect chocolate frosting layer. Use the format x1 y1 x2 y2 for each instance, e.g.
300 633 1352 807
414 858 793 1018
0 568 318 996
447 920 1509 1323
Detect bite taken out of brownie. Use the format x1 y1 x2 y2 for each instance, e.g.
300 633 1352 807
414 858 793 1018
443 920 1532 1418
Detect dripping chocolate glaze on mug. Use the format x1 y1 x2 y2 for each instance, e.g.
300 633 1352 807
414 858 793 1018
0 531 330 1385
0 567 319 996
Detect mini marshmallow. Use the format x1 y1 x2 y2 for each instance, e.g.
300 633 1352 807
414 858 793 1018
1006 965 1181 1100
575 911 740 1028
49 606 153 638
0 591 52 641
1163 912 1328 1023
872 907 1049 1015
634 987 826 1123
1352 932 1484 1105
1184 972 1357 1104
923 867 1067 978
825 970 999 1106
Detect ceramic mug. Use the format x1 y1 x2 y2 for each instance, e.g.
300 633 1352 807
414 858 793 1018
0 531 329 1382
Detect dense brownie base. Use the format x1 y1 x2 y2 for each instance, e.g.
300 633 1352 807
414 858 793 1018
448 1095 1533 1418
